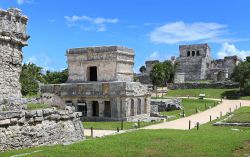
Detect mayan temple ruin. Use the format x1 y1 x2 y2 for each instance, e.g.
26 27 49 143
138 43 242 84
41 46 151 121
0 8 29 99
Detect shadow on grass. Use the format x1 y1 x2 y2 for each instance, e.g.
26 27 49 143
220 90 250 100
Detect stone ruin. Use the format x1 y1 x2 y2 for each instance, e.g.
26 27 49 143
0 8 29 99
138 43 241 84
41 46 152 122
0 8 84 152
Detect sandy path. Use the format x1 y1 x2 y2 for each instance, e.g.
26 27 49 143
84 129 126 137
143 99 250 130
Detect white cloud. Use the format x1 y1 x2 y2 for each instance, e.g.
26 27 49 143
64 15 118 32
217 42 250 59
149 21 231 44
17 0 32 5
24 53 54 71
148 51 160 60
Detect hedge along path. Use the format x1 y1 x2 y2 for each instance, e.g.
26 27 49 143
143 99 250 130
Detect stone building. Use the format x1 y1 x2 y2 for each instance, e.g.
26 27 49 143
175 43 242 82
0 8 29 99
41 46 151 121
138 43 241 84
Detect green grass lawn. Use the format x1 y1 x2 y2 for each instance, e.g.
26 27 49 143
83 121 162 130
1 122 250 157
26 103 51 110
160 99 219 119
225 107 250 123
164 88 250 100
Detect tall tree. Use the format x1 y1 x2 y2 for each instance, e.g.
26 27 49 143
20 63 45 96
231 56 250 94
150 63 165 97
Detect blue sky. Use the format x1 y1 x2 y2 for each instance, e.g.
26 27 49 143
1 0 250 72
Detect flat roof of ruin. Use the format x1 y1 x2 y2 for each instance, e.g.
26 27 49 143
179 43 210 48
67 46 134 55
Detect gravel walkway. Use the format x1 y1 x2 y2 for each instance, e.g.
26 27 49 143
143 99 250 130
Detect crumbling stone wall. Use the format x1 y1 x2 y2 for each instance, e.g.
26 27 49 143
167 82 239 90
0 8 29 99
0 108 84 151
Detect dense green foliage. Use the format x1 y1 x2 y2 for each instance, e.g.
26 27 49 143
160 98 218 119
20 63 68 96
232 56 250 94
20 63 45 96
1 123 250 157
150 60 175 87
43 69 68 84
226 107 250 123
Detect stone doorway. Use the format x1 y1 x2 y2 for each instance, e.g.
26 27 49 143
92 101 99 117
77 101 87 117
88 66 97 81
104 101 111 117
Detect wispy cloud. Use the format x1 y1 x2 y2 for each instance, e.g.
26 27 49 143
64 15 118 32
17 0 33 5
149 21 236 44
217 42 250 59
24 53 54 72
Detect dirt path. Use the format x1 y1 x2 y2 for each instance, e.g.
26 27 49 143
84 129 126 137
143 99 250 130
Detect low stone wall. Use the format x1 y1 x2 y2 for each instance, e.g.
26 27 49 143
150 98 182 116
0 97 40 111
213 122 250 127
167 82 239 90
0 108 84 151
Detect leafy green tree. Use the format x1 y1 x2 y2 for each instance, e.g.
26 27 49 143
162 60 175 84
232 56 250 94
150 63 165 97
43 69 68 84
139 66 146 73
20 63 45 96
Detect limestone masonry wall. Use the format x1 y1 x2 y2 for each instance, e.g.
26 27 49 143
0 8 29 99
167 82 239 90
0 108 84 151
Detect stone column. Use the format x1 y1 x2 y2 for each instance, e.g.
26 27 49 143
86 101 92 117
133 98 137 116
121 98 128 118
98 100 104 117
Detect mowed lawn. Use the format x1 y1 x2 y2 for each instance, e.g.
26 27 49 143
83 121 162 130
160 98 218 119
226 107 250 123
1 123 250 157
165 88 250 100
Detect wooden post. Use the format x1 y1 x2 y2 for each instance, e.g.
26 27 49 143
138 120 140 128
189 120 191 130
230 107 231 113
91 127 93 138
196 122 199 130
205 103 207 109
182 110 185 117
240 102 242 107
196 107 198 113
117 127 119 132
210 115 212 122
121 119 124 130
220 111 222 118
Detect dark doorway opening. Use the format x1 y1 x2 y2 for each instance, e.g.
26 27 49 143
104 101 111 117
89 66 97 81
92 101 99 117
77 101 87 117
